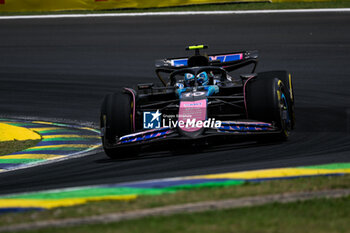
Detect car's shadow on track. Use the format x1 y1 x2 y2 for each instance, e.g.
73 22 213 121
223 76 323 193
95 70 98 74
94 135 286 163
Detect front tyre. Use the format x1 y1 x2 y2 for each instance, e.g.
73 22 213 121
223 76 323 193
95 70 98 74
100 91 139 158
257 71 295 129
246 76 292 140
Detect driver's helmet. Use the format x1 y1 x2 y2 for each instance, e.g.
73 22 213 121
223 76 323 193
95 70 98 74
197 71 209 86
184 73 195 87
184 71 209 87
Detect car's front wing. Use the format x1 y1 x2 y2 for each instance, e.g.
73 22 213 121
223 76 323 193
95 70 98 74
105 121 280 148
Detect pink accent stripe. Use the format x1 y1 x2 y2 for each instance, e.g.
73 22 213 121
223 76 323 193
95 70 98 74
243 76 255 118
221 121 272 126
124 88 136 132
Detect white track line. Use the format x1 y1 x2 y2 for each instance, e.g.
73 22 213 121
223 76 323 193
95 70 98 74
0 8 350 20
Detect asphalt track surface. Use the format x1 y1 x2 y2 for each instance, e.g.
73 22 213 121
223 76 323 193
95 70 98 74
0 12 349 195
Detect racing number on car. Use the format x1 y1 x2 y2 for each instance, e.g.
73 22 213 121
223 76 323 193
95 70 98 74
182 92 206 98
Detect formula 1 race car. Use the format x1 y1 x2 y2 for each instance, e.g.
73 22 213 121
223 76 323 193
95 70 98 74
100 45 295 158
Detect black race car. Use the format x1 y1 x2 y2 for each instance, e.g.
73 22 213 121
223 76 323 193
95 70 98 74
100 45 295 158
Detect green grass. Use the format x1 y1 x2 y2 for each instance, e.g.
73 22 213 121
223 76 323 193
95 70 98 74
1 174 350 228
1 1 350 16
16 196 350 233
0 140 40 156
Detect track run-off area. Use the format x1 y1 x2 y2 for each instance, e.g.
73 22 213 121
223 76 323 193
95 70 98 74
0 9 349 199
0 162 349 213
0 119 101 173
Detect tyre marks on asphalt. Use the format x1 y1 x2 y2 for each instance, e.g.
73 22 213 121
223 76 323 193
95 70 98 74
0 119 101 172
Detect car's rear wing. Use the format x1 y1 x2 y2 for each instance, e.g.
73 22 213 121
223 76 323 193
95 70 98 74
155 50 258 69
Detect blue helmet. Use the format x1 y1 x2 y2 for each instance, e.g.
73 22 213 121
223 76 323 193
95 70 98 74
197 71 209 86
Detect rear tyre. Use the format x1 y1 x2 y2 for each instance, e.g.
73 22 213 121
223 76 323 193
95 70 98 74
246 75 292 140
100 91 139 159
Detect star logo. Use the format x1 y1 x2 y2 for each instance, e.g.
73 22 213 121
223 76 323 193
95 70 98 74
143 110 161 129
151 110 161 122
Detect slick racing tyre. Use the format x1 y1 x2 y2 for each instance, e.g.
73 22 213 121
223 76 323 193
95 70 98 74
246 74 292 140
256 71 295 129
100 91 139 158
